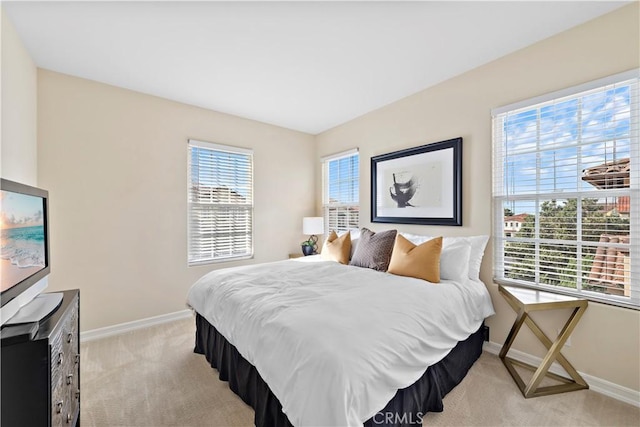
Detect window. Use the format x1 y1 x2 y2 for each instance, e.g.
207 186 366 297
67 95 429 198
492 70 639 309
188 140 253 265
322 149 359 234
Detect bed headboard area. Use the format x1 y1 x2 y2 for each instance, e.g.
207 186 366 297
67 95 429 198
321 227 489 285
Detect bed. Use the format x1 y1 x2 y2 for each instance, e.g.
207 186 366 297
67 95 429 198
187 235 494 427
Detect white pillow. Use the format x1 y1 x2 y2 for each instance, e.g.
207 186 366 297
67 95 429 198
400 232 489 281
399 232 433 246
338 229 360 260
440 241 472 281
466 235 489 281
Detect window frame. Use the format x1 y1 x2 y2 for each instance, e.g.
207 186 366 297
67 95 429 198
491 69 639 310
187 139 254 266
322 148 360 235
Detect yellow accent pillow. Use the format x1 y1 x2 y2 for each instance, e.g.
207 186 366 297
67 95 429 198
388 235 443 283
321 231 351 264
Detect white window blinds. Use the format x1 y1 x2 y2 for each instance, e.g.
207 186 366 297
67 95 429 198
492 70 639 309
188 140 253 265
322 149 359 234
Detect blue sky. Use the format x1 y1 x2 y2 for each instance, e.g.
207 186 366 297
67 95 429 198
501 83 633 211
190 147 252 199
328 155 359 204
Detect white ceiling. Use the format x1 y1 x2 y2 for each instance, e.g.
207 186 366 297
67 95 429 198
4 1 629 135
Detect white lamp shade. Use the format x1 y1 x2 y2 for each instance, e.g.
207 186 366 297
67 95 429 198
303 217 324 235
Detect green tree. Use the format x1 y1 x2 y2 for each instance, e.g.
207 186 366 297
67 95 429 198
506 198 629 289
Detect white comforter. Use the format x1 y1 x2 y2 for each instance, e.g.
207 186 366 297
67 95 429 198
187 259 494 426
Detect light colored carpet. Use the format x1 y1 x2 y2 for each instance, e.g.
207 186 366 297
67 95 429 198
81 316 640 426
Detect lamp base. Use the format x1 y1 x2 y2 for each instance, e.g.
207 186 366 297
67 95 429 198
301 244 314 256
301 235 319 256
309 234 319 254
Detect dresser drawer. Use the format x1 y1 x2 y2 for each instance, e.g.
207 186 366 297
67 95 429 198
2 290 80 427
51 295 80 426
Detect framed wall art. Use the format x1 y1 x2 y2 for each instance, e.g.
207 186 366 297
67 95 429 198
371 137 462 226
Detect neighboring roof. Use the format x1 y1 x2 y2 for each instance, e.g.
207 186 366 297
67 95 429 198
582 158 630 190
504 213 530 223
191 186 247 203
587 234 630 297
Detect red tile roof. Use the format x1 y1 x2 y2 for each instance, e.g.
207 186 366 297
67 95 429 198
504 213 530 223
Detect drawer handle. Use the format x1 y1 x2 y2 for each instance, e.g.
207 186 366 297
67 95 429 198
75 354 80 364
58 352 64 365
66 333 73 344
56 400 64 413
76 390 80 400
66 373 74 385
67 413 72 423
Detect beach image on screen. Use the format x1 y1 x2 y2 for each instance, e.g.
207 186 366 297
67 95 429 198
1 190 46 292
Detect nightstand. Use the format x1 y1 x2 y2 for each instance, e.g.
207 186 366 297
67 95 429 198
288 253 304 259
498 284 588 398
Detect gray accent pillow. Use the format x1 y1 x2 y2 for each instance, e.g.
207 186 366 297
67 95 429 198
349 228 397 271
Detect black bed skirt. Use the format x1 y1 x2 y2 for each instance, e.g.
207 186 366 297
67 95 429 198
194 313 484 427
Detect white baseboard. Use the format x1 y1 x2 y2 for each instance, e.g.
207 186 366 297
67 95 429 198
80 309 193 343
483 341 640 408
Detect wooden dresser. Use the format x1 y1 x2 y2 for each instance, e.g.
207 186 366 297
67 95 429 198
1 289 80 426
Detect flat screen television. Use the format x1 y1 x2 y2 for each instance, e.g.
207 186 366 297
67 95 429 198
0 178 52 326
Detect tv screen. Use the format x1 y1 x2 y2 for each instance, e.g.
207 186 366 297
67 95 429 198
0 179 50 313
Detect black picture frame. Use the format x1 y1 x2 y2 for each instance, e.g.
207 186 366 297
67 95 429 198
371 137 462 226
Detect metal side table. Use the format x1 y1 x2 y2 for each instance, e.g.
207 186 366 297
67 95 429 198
498 284 589 398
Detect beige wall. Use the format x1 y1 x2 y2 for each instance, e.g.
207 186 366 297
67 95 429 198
37 70 316 331
31 2 640 392
316 4 640 391
1 7 38 185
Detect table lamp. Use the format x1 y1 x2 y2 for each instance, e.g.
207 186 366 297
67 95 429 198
302 217 324 255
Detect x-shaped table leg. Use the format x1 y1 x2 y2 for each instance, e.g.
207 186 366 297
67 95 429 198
499 289 589 398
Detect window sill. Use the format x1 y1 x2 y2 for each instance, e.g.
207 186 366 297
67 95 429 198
189 254 254 267
493 278 640 311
